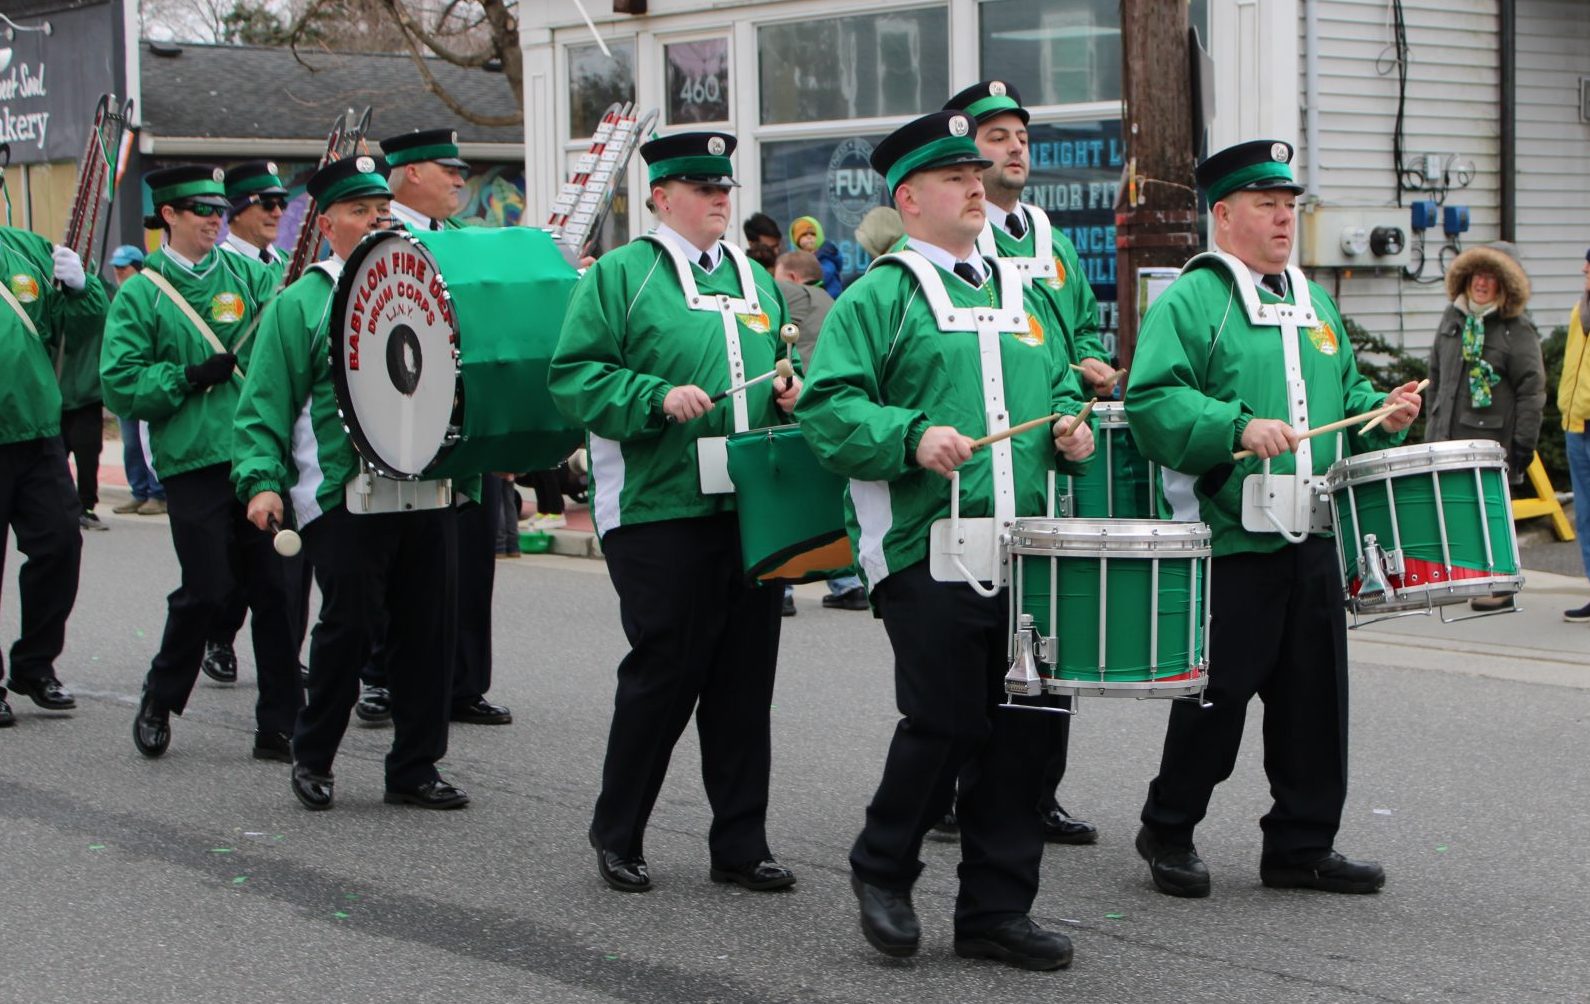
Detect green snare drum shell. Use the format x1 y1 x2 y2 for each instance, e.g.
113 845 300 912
726 424 853 583
1059 402 1167 519
414 227 584 478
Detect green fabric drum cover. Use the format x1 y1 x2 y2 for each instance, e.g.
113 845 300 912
1059 402 1166 519
726 424 853 583
1009 518 1210 699
331 227 583 479
1326 440 1522 614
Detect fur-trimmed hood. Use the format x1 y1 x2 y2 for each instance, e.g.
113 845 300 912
1445 243 1531 319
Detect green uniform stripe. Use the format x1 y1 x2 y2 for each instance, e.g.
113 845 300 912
385 143 459 167
1206 161 1297 203
319 174 391 206
966 94 1022 120
885 135 985 192
646 155 734 184
151 179 226 204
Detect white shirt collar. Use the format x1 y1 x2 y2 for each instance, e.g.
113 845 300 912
981 200 1023 235
221 232 276 263
905 237 983 286
161 242 199 270
654 223 722 271
389 201 434 231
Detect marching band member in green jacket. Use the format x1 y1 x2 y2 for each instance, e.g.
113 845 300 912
1125 139 1421 900
231 154 466 813
797 110 1093 971
549 130 799 896
101 164 300 764
0 223 106 727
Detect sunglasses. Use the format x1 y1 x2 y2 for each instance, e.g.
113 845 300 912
258 196 289 211
178 202 224 218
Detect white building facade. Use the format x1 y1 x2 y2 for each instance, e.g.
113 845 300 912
519 0 1590 356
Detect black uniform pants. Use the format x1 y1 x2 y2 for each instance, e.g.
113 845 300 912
452 498 496 704
0 437 82 693
851 562 1049 934
207 555 311 660
298 504 455 789
593 515 782 866
143 464 300 733
1140 536 1350 864
59 404 102 510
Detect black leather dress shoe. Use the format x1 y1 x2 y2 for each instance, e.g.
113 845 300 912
1260 850 1385 894
821 586 869 611
132 694 171 758
252 730 292 763
291 764 334 810
0 697 13 727
851 874 919 957
589 831 651 892
1136 825 1210 898
354 684 392 725
710 858 797 891
954 916 1073 971
10 675 76 710
384 779 470 809
450 697 512 725
929 808 960 840
199 641 238 684
1040 805 1099 845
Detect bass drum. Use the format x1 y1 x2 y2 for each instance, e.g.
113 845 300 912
330 226 582 479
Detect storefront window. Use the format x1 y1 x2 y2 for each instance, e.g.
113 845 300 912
568 40 636 139
760 134 892 286
666 39 730 125
758 9 949 125
979 0 1122 106
1025 120 1125 354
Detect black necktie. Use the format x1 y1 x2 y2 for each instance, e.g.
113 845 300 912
430 218 442 231
1261 273 1286 297
259 248 272 264
698 252 712 271
953 261 982 287
1006 211 1026 240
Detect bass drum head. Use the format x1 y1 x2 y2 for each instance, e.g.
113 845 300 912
330 230 460 479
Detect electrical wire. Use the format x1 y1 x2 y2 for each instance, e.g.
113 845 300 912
1378 0 1416 204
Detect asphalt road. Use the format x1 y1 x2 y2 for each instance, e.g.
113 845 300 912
3 511 1588 1003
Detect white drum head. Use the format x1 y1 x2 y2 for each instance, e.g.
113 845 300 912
331 231 460 478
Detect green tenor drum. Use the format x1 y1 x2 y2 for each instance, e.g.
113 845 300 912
1058 402 1166 519
1326 440 1522 617
725 424 854 583
1007 518 1210 700
330 227 583 479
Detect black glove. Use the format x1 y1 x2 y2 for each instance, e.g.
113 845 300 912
1508 447 1531 484
185 352 237 389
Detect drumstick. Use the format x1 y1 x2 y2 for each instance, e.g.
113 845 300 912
708 359 795 404
267 515 302 557
1058 396 1100 439
971 412 1063 450
1232 396 1412 461
1356 378 1430 435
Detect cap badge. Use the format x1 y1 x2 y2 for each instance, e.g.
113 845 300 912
356 156 375 173
1270 142 1289 163
949 115 970 137
266 161 278 175
989 81 1007 97
211 168 225 183
449 131 458 144
707 136 726 156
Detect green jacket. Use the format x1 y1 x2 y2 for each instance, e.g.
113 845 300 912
795 250 1088 587
548 237 791 536
0 227 109 443
56 297 106 410
100 246 277 478
1124 255 1405 556
981 205 1108 369
231 265 361 527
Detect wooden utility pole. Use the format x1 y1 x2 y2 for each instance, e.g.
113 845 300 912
1115 0 1200 369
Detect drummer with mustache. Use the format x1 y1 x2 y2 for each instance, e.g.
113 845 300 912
1125 140 1421 899
231 155 467 812
549 130 798 895
795 111 1094 970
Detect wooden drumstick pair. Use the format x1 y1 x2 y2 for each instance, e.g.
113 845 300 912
971 369 1125 450
1230 378 1429 461
668 326 802 423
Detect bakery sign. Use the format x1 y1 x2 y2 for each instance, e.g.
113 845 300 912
0 3 117 164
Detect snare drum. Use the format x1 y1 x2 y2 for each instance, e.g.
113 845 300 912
1059 402 1166 519
1007 518 1210 699
725 424 853 583
330 227 583 479
1326 440 1522 615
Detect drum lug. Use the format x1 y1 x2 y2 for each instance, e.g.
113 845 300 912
1355 533 1401 605
1004 615 1045 697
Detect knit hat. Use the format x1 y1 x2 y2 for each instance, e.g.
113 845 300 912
790 216 824 249
1445 243 1531 319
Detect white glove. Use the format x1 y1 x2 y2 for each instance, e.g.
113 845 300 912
52 246 86 291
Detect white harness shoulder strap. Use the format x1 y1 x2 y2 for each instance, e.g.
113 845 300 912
640 234 763 434
975 204 1059 287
